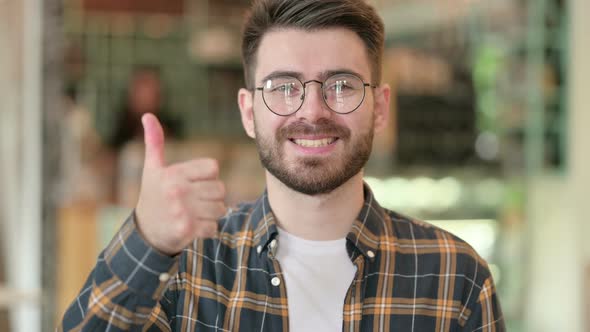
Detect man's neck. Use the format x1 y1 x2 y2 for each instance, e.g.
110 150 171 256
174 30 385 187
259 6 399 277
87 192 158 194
266 172 365 241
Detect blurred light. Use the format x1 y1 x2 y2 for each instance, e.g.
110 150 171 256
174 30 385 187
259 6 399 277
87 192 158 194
365 176 390 206
488 263 501 285
110 14 134 37
475 131 499 160
190 27 236 62
474 178 505 208
411 177 437 209
144 14 174 39
383 177 411 209
365 176 463 212
429 219 497 260
435 177 462 209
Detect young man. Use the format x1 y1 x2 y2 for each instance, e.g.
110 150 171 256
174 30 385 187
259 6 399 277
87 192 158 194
60 0 504 331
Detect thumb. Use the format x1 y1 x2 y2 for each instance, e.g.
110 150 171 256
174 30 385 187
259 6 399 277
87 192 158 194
142 113 166 168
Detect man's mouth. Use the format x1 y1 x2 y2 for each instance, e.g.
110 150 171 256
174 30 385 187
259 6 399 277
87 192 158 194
290 137 338 148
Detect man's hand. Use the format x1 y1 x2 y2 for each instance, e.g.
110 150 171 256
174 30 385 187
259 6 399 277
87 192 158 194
135 113 227 256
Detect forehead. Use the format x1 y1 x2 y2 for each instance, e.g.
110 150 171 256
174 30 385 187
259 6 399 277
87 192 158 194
255 28 372 84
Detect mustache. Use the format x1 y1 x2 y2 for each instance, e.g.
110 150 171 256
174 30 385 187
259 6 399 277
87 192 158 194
277 119 351 140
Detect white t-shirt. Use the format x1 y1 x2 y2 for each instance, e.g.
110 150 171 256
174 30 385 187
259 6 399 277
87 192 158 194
275 228 357 332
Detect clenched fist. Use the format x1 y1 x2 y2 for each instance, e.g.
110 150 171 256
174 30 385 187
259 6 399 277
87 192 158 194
135 113 227 256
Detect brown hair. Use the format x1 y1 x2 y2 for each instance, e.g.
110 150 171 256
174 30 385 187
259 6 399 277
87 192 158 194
241 0 385 89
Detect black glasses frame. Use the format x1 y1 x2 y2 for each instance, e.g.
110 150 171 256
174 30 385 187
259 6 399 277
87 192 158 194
255 73 377 116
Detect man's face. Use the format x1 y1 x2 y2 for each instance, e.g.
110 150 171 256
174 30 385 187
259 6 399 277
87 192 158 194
239 28 389 195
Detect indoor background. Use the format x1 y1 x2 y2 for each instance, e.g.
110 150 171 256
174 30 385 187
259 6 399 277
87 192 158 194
0 0 588 331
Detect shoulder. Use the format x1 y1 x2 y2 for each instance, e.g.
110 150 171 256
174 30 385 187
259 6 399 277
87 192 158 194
386 209 482 255
382 210 503 328
383 209 493 282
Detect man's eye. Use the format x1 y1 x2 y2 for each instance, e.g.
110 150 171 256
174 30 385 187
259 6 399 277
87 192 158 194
272 83 297 94
327 81 352 93
276 85 290 92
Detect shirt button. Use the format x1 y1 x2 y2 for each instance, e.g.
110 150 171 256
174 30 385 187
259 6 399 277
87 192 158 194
159 273 170 282
271 277 281 287
257 245 263 254
367 250 375 258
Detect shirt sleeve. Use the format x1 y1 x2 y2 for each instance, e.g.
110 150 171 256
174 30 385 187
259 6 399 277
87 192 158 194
57 212 180 332
462 276 506 332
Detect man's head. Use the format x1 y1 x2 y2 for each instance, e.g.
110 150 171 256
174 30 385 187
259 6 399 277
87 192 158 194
128 67 162 114
241 0 385 89
238 0 390 196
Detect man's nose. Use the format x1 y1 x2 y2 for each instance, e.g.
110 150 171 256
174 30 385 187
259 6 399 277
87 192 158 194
296 81 332 122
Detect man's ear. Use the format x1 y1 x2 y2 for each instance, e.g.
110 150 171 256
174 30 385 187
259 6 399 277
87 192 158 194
238 88 256 138
373 84 391 133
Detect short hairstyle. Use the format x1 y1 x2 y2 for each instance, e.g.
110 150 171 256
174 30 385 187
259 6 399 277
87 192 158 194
241 0 385 89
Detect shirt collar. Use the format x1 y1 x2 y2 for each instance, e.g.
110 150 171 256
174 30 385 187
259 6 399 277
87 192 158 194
251 191 280 256
250 183 390 261
345 183 390 262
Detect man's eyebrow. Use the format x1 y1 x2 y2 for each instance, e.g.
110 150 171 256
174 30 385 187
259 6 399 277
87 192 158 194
319 69 368 81
258 69 369 86
259 71 304 85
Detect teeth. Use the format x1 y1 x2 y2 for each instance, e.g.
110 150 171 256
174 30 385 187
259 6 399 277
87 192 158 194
293 138 336 148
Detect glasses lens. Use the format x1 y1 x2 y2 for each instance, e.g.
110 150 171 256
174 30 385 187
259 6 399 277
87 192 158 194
262 76 303 115
323 74 365 114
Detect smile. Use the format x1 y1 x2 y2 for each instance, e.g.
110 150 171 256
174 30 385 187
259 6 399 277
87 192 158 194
290 137 338 148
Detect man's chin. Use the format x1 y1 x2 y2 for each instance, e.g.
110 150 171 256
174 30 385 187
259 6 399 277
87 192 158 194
281 180 340 196
259 145 365 196
266 166 346 196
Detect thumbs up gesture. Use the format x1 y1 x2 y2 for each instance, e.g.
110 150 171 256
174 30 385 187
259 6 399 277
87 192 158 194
135 113 227 256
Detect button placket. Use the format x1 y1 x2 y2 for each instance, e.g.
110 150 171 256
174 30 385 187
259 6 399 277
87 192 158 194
267 239 283 288
267 238 278 259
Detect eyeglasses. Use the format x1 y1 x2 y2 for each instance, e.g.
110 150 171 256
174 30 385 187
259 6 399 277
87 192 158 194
255 73 376 116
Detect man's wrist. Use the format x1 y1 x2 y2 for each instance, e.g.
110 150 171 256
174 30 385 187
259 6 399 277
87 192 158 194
104 212 180 299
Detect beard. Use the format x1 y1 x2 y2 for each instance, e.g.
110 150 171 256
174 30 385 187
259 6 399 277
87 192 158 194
254 117 374 196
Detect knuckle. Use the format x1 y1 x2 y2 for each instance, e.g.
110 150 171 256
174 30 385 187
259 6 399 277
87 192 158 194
165 183 186 200
216 182 226 198
205 207 220 220
216 203 227 217
198 223 217 238
202 158 219 177
176 220 193 238
196 201 225 220
206 181 225 200
163 166 179 180
171 204 187 219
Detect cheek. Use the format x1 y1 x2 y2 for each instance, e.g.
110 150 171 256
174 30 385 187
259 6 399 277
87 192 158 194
253 106 286 138
344 109 372 132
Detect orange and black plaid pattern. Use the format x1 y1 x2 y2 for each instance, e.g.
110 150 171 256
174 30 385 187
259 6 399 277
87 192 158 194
59 185 504 331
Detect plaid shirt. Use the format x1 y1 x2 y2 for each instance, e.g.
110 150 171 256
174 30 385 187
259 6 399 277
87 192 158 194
59 186 504 331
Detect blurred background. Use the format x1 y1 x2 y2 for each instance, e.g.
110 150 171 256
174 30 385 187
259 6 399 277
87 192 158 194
0 0 588 331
